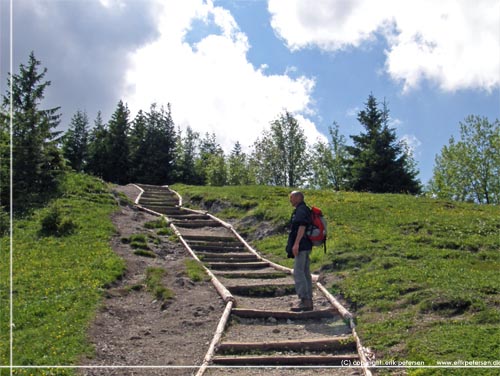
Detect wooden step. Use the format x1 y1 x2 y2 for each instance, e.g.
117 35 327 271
181 234 237 242
168 214 212 220
217 336 357 354
173 220 223 228
211 354 359 366
213 270 289 279
207 261 270 270
231 307 336 320
198 253 259 262
227 284 295 297
190 244 247 253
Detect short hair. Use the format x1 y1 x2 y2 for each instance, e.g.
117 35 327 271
290 191 304 201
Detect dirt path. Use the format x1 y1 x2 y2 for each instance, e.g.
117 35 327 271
79 185 225 376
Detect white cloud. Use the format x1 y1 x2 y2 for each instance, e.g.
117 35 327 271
388 117 402 128
124 0 323 152
268 0 500 92
345 106 360 117
400 134 422 156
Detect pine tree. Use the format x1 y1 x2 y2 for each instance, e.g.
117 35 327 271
1 52 64 209
62 110 89 172
346 94 421 194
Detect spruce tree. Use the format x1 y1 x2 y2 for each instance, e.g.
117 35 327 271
346 94 421 194
143 103 177 184
86 111 108 179
62 110 89 172
104 100 130 184
228 141 252 185
128 110 148 182
1 52 64 209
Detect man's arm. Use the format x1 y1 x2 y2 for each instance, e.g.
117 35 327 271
292 225 306 257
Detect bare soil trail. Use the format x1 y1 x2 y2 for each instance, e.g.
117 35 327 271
79 185 225 376
80 184 371 376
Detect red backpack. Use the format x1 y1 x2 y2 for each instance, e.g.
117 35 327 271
307 206 327 253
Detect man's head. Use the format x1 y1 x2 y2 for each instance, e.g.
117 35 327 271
289 191 304 207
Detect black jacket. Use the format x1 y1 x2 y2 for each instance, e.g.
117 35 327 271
286 201 312 258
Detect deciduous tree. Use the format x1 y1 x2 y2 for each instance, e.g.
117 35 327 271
252 111 309 187
429 115 499 204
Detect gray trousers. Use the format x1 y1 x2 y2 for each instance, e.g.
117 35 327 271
293 250 312 300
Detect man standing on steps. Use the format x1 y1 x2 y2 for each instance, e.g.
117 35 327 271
287 191 313 312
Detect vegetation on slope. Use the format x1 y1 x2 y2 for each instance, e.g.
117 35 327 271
0 173 125 373
172 184 500 374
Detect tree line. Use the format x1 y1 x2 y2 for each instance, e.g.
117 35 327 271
1 53 498 215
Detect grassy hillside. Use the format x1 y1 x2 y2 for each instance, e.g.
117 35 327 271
172 184 500 375
0 173 125 374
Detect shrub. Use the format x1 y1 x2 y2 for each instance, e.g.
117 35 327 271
39 203 77 237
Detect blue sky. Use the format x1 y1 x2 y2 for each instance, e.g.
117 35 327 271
1 0 499 185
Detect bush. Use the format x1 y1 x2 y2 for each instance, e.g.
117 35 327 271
39 203 77 237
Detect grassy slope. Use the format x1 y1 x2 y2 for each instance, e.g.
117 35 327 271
172 184 500 375
0 173 125 374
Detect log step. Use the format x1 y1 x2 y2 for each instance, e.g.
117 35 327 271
198 253 259 262
190 245 247 253
227 284 295 297
181 234 237 242
139 198 179 204
213 270 289 279
211 354 359 366
207 262 270 270
217 336 357 354
144 207 185 215
168 214 212 220
231 308 336 320
173 220 223 228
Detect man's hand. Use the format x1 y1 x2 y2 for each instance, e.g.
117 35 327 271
292 244 299 257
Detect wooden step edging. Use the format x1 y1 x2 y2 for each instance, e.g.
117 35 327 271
133 185 373 376
196 300 234 376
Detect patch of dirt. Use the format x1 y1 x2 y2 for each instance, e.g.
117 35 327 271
79 185 226 376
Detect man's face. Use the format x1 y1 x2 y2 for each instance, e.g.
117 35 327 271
289 194 299 207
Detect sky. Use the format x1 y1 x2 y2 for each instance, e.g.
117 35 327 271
1 0 499 185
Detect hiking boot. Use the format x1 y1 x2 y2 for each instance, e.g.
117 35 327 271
290 299 306 312
303 298 314 311
290 299 313 312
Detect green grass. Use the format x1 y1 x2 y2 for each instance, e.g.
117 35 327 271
184 259 210 282
0 172 125 372
145 267 174 301
172 184 500 373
